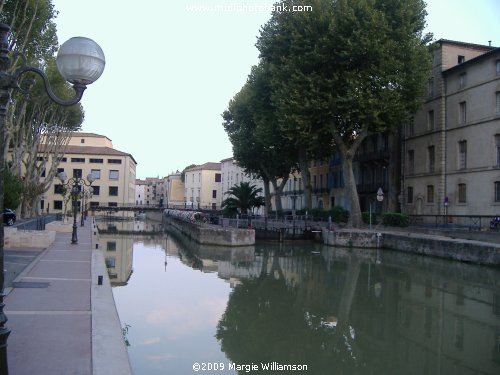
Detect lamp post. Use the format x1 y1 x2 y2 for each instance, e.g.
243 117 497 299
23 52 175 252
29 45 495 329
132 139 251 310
0 22 104 373
58 172 95 243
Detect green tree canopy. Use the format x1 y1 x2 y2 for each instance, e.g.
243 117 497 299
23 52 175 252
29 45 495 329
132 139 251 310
257 0 432 226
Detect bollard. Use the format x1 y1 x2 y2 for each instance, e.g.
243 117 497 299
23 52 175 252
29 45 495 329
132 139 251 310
98 275 103 285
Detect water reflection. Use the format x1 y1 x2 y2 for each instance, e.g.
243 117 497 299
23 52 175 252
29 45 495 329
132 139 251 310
101 220 500 375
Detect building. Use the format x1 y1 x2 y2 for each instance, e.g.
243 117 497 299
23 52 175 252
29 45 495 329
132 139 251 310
402 40 500 216
220 157 265 213
165 171 185 208
135 179 147 205
41 133 137 213
184 162 222 210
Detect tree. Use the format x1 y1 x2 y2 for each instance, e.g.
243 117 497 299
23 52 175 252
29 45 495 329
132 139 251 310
3 167 24 209
257 0 432 226
0 0 84 217
223 64 297 214
221 182 265 218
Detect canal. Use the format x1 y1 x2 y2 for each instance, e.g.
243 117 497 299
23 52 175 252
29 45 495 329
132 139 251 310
98 219 500 375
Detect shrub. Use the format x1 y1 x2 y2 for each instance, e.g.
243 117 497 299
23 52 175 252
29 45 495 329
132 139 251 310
382 212 409 227
330 206 349 223
362 212 378 225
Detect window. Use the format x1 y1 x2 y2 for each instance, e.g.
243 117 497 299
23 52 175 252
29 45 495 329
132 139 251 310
458 55 465 64
60 157 67 162
459 101 466 124
106 242 116 251
40 169 46 178
105 257 116 268
109 170 119 180
407 150 415 174
57 168 64 174
496 92 500 114
89 201 99 208
428 77 434 97
73 169 82 178
92 186 100 196
458 140 467 170
496 135 500 166
427 110 434 130
427 185 434 203
497 60 500 75
407 187 414 204
54 184 65 194
108 202 118 207
53 200 63 210
458 72 466 89
107 159 122 164
89 158 103 164
71 158 85 163
212 190 217 199
408 117 415 136
215 173 221 182
428 146 435 173
91 169 101 180
80 139 85 144
458 183 467 203
109 186 118 196
495 182 500 202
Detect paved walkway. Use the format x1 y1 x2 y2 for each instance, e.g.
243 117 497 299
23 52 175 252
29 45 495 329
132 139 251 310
4 219 131 375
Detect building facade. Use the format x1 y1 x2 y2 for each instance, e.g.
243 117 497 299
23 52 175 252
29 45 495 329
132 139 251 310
220 157 265 213
165 172 185 208
184 162 222 210
41 133 137 214
402 40 500 216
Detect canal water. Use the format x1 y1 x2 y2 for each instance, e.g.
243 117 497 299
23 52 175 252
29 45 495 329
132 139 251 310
98 220 500 375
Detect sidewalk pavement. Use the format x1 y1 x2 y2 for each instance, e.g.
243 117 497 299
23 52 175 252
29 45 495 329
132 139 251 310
4 218 132 375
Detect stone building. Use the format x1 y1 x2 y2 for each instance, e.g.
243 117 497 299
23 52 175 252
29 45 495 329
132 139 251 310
403 40 500 216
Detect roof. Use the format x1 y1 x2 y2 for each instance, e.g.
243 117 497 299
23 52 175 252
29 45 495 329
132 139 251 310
185 162 221 172
69 132 112 140
443 46 500 75
220 157 234 163
436 39 496 51
39 145 138 165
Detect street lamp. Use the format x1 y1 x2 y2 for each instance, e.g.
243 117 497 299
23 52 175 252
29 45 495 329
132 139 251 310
58 172 96 243
0 22 104 374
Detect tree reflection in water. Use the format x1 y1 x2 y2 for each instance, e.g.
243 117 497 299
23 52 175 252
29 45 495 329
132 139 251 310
216 250 363 374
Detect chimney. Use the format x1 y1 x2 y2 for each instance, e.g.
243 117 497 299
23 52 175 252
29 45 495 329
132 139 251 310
489 40 492 47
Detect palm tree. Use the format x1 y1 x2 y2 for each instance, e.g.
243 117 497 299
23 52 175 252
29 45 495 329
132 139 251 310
222 182 265 218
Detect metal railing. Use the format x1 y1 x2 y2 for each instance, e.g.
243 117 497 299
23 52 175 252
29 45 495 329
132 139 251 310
13 214 57 231
409 214 499 231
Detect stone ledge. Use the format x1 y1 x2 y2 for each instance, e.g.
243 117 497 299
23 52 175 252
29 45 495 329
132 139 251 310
4 227 56 249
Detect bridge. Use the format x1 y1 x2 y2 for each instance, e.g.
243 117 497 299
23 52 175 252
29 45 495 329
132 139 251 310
90 204 164 212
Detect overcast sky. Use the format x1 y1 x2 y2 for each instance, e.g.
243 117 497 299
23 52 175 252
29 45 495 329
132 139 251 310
51 0 500 179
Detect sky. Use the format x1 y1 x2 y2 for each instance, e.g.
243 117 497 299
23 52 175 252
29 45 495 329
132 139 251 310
51 0 500 179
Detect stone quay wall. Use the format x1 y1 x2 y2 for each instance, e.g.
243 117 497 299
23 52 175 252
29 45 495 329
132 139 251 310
322 228 500 265
163 213 255 247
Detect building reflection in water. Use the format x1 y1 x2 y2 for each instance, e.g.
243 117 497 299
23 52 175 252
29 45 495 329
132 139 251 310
100 221 500 375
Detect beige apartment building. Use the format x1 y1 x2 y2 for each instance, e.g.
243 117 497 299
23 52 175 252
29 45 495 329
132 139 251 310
403 40 500 216
165 172 185 208
184 162 221 210
41 133 137 214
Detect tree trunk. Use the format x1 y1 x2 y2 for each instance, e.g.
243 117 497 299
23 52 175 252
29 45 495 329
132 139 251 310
262 176 271 217
271 179 283 212
298 147 312 209
342 155 363 227
387 128 401 212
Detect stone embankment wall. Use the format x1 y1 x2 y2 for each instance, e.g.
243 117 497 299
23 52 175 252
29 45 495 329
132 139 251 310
4 227 56 248
163 214 255 246
322 228 500 265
